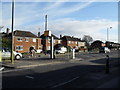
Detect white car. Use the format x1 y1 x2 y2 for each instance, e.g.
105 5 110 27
99 47 110 53
2 48 22 60
35 49 42 53
56 47 67 54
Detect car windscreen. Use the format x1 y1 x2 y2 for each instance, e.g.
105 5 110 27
3 48 10 52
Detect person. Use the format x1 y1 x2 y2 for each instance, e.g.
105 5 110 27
29 47 35 57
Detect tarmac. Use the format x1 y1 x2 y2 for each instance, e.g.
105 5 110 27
1 53 120 88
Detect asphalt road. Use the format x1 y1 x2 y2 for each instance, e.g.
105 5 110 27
2 50 120 88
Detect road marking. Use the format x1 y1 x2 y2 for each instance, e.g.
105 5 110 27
1 68 32 73
52 76 80 88
0 67 5 71
25 76 34 79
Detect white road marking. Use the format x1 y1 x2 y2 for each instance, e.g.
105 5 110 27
1 68 32 73
52 76 80 88
0 67 5 71
25 76 34 79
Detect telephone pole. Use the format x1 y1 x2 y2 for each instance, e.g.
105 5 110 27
11 0 15 64
45 15 47 31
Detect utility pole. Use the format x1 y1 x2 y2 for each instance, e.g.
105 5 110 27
105 27 112 74
0 27 3 62
45 15 47 31
11 0 15 64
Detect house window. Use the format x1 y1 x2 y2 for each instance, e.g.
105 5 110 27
33 38 36 42
25 38 29 42
16 46 23 51
68 41 71 44
48 46 50 50
75 42 77 44
48 38 50 43
58 40 61 44
17 37 22 42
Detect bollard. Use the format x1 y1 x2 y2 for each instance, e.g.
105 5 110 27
106 55 110 74
54 50 56 59
0 51 2 62
72 49 75 59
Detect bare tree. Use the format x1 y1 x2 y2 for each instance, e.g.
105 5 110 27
82 35 93 45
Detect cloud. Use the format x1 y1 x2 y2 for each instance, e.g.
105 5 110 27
47 18 118 42
2 1 94 28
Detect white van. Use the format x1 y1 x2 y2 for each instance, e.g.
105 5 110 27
56 47 67 54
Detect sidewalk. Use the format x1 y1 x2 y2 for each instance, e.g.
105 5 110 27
1 58 67 69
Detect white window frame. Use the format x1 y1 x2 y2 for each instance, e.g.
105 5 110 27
68 41 71 44
33 38 36 42
16 46 23 51
48 38 50 43
75 41 77 44
25 38 29 42
17 37 22 42
58 40 61 44
48 46 50 50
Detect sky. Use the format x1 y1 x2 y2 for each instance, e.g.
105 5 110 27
1 0 118 43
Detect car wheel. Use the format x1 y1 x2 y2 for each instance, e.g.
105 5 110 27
15 55 21 60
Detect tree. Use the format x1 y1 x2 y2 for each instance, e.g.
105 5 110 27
82 35 93 45
82 35 93 51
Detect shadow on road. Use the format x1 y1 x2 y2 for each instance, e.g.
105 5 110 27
2 57 120 89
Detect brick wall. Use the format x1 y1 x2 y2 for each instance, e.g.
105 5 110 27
14 36 42 53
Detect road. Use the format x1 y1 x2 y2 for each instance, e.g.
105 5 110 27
2 50 120 88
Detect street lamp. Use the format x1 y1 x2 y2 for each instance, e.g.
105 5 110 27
105 27 112 74
107 27 112 41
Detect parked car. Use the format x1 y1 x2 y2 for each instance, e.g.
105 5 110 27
56 47 67 54
2 48 22 60
99 47 110 53
35 49 42 53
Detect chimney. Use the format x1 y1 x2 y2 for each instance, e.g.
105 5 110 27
60 34 62 39
6 28 9 35
38 32 40 37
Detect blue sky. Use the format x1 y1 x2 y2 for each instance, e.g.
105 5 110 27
1 0 118 43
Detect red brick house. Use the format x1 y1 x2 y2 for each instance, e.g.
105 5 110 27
14 30 43 53
40 34 62 51
61 36 85 49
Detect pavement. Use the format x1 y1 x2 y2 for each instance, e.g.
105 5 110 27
0 52 88 69
1 58 67 69
1 50 119 69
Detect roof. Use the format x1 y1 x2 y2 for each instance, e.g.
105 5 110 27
14 30 38 38
0 32 12 37
40 34 60 40
61 36 81 42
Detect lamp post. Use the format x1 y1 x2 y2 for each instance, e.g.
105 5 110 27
105 27 112 74
107 27 112 41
